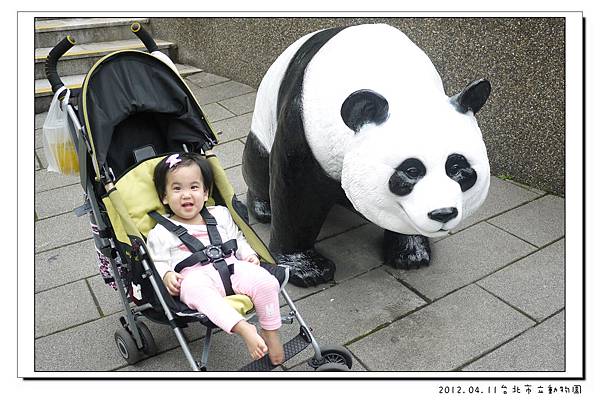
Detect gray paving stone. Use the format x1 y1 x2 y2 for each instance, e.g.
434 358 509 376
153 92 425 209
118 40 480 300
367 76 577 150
456 176 543 232
35 184 85 219
478 239 564 321
35 280 100 338
88 275 125 316
35 239 99 292
462 311 564 371
35 313 207 371
386 222 536 301
35 154 41 170
211 140 244 169
200 102 235 123
249 221 270 244
36 148 48 168
282 280 336 305
316 224 384 283
317 204 368 242
347 285 535 371
185 71 230 88
35 111 48 129
224 164 248 195
212 112 253 143
35 212 92 253
488 195 564 247
35 168 80 193
137 318 207 355
282 269 426 368
188 80 255 106
219 92 257 115
503 179 547 196
116 339 203 371
118 329 254 371
35 128 43 149
35 315 127 371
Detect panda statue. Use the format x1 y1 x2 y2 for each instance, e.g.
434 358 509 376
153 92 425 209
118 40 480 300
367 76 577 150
242 23 491 287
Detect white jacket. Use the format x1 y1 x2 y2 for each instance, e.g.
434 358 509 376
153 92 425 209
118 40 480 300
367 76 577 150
146 205 257 279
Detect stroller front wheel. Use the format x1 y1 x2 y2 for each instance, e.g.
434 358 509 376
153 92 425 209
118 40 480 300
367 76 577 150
316 362 351 372
310 345 353 370
114 327 143 365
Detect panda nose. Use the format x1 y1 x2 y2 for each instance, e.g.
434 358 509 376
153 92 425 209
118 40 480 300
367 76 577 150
428 207 458 223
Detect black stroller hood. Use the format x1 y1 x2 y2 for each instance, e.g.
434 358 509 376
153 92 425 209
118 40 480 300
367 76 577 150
80 50 217 178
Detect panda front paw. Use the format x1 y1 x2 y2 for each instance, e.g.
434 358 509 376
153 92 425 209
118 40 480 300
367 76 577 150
383 231 431 269
246 191 272 223
276 249 336 287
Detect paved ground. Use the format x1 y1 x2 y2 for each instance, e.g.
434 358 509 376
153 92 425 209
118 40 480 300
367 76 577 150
34 71 565 373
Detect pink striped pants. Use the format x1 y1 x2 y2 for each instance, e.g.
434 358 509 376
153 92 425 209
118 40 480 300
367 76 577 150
179 257 281 333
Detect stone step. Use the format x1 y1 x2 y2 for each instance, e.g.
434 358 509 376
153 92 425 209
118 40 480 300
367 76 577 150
34 38 176 79
35 17 151 48
34 63 203 113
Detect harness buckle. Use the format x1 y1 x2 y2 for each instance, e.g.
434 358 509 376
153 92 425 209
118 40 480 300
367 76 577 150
204 245 223 261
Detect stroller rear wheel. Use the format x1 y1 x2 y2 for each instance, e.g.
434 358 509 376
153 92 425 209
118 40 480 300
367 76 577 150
115 327 143 364
136 321 158 356
115 321 158 364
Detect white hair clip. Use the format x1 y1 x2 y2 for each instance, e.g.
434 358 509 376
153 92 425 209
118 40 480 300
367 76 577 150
165 154 182 168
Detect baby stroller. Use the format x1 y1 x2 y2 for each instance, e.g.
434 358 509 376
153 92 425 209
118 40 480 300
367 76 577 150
43 22 353 372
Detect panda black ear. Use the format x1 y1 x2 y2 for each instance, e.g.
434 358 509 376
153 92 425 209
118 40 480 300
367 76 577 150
341 90 389 132
450 79 491 114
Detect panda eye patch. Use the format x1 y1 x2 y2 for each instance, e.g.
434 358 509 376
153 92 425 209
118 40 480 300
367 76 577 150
446 153 477 192
389 158 426 196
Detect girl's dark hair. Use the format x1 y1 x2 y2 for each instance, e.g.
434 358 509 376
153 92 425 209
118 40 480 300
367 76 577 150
153 152 214 213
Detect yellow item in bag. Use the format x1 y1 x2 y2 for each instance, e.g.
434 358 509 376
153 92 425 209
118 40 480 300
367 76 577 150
49 140 79 175
42 87 80 175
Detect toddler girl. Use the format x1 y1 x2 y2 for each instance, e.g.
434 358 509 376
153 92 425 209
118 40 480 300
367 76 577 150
146 152 284 365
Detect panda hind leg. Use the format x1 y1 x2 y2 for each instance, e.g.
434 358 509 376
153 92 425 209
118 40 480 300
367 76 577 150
383 231 431 269
276 249 336 287
246 190 272 223
242 131 272 223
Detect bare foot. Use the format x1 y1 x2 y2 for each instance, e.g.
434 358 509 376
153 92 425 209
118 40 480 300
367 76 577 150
261 329 284 365
233 321 268 360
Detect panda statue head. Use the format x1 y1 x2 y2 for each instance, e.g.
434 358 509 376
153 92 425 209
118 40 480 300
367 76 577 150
301 24 491 238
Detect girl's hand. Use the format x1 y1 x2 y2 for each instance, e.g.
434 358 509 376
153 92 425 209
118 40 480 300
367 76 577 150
245 254 260 265
163 271 184 296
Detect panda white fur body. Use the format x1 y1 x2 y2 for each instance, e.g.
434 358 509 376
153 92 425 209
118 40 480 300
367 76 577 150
243 23 491 286
250 24 489 237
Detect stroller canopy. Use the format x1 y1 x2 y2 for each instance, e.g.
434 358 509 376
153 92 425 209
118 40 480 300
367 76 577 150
80 50 217 178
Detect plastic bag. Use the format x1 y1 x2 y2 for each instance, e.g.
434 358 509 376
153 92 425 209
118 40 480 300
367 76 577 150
42 87 80 175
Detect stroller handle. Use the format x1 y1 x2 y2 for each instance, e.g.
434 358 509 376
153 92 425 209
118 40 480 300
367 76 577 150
45 36 76 94
131 22 158 53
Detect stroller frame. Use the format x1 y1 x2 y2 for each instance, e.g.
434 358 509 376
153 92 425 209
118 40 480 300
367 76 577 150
44 22 353 372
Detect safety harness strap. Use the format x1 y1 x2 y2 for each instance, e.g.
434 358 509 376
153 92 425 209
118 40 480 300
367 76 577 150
148 208 236 296
214 260 235 297
174 250 209 272
200 207 223 244
148 211 204 253
174 238 237 273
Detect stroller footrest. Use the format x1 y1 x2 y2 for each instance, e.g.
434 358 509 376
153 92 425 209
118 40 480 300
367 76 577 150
238 332 311 372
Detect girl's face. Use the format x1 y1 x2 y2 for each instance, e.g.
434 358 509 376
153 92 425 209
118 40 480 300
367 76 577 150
162 163 209 225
